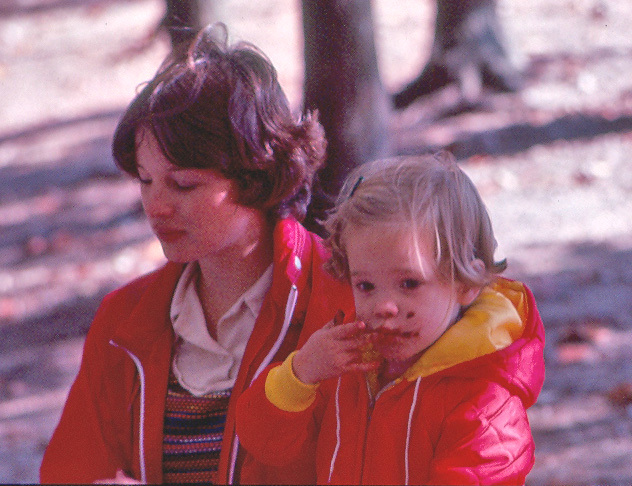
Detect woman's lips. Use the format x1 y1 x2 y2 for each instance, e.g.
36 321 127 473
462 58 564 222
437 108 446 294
154 227 187 243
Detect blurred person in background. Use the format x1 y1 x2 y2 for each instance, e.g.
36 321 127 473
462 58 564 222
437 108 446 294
40 24 354 484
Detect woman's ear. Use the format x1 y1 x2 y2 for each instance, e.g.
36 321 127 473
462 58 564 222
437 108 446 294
456 258 486 306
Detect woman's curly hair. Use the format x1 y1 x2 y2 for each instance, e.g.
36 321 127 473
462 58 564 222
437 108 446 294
112 23 326 221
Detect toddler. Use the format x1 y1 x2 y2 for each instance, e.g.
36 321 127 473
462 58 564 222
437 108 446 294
236 152 545 485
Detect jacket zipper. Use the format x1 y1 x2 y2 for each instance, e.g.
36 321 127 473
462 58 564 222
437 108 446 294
358 378 398 484
228 283 299 484
358 378 420 485
108 340 147 484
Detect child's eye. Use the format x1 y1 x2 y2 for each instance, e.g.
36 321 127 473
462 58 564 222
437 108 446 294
355 281 375 292
401 279 422 290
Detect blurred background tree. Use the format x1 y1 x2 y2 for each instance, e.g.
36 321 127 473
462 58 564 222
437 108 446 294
301 0 390 231
393 0 523 109
158 0 522 232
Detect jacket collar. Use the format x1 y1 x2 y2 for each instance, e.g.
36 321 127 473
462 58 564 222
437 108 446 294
109 217 312 362
402 279 526 381
109 261 184 361
270 217 311 296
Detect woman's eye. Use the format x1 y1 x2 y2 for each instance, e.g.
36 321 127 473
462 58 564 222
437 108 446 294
401 279 422 290
169 177 199 191
356 281 375 292
171 174 203 191
174 181 198 191
138 177 151 185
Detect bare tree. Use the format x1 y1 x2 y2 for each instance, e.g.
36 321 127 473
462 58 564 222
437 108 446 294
301 0 391 231
154 0 522 231
162 0 217 49
393 0 522 109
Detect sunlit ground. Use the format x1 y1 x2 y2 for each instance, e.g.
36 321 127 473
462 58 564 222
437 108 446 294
1 0 632 483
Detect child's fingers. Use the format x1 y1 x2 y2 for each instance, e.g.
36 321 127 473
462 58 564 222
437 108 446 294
321 309 346 331
329 320 368 339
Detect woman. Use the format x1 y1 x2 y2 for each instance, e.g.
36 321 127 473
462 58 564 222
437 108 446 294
40 24 354 484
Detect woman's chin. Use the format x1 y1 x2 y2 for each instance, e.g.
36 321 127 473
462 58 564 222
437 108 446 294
159 245 192 263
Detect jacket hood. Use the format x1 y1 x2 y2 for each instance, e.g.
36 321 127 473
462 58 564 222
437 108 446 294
401 278 545 408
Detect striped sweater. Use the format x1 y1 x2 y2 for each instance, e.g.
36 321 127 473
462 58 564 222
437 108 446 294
162 371 231 484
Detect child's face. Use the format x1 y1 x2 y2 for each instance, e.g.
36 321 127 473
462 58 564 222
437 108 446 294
345 224 478 366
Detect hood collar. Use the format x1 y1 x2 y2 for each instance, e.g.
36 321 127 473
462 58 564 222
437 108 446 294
271 217 310 291
403 280 526 380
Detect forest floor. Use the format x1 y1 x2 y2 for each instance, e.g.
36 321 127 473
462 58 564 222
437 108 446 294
1 0 632 484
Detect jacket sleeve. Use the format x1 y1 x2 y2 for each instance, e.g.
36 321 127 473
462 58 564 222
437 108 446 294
235 353 321 467
427 381 535 486
39 296 131 484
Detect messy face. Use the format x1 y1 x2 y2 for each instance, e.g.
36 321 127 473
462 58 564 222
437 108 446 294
345 224 476 368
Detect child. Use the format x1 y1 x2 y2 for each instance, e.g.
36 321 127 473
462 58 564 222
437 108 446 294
236 152 545 485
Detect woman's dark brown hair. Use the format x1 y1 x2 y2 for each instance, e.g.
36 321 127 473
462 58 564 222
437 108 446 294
112 23 326 220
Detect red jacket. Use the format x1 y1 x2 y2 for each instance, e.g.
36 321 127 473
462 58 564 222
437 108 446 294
237 279 546 485
40 218 355 484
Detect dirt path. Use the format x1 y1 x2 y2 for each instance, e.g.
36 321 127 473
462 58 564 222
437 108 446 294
1 0 632 483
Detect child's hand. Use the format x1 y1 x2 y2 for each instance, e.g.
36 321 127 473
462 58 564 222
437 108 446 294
292 316 380 385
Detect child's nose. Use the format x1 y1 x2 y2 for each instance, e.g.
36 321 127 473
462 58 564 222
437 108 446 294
373 299 399 320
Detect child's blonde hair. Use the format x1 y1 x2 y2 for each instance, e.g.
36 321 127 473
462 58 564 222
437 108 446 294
324 152 506 287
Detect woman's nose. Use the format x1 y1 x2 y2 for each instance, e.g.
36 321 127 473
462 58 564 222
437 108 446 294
142 184 174 219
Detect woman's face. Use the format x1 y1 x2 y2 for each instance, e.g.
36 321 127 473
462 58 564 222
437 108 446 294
135 128 268 265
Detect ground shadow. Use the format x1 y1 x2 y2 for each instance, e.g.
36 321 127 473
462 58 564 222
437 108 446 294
0 0 136 17
0 289 110 354
448 112 632 160
0 110 122 146
394 46 632 159
395 107 632 160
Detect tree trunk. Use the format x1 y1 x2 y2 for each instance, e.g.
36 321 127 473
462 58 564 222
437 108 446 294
393 0 522 109
302 0 391 233
162 1 217 49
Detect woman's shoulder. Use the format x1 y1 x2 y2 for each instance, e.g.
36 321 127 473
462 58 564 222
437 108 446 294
89 262 183 335
103 262 183 306
78 262 182 348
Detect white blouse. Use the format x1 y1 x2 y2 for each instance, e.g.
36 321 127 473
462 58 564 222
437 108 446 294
169 262 273 395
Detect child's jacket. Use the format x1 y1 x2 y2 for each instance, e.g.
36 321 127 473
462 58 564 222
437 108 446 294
40 218 355 485
236 279 546 485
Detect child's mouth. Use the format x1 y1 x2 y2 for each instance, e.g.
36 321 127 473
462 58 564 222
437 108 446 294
367 327 419 348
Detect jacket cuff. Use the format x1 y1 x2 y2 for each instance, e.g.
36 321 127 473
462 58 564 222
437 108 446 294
264 351 319 412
